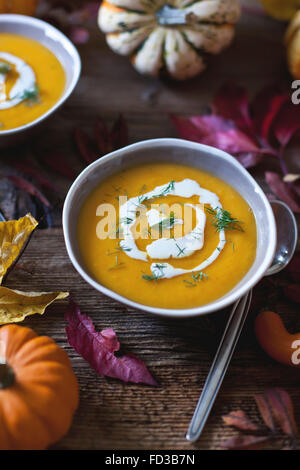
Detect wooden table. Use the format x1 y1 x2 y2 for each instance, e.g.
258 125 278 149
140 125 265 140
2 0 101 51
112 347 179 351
3 0 300 450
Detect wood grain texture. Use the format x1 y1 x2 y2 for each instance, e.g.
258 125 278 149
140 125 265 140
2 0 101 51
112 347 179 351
3 0 300 450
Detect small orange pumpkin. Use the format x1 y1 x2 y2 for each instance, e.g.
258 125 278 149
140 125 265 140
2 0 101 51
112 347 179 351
0 324 79 450
0 0 39 15
255 310 300 367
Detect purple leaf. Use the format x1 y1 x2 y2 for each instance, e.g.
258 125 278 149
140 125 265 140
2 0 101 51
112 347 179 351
273 100 300 147
201 129 260 154
251 85 288 144
74 128 98 165
65 300 158 386
42 153 77 181
170 115 204 142
265 172 300 213
234 152 264 168
2 172 51 208
189 115 233 136
213 82 253 135
14 161 58 192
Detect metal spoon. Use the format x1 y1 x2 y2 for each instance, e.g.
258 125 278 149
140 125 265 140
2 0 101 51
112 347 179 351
186 200 298 443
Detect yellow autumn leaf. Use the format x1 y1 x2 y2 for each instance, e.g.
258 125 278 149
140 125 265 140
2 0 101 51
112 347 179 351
0 213 38 284
259 0 300 21
0 287 69 324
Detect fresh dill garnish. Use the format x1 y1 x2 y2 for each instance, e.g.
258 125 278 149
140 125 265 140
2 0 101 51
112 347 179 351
142 273 162 281
107 255 125 271
152 211 176 233
153 263 167 275
118 245 132 252
153 180 175 199
138 194 149 205
17 84 41 105
141 263 167 281
120 217 133 225
138 181 175 206
175 242 186 257
0 62 11 74
205 207 244 233
183 271 208 287
106 249 119 256
183 279 196 287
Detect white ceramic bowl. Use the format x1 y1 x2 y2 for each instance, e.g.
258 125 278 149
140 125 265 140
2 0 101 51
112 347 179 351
63 138 277 318
0 14 81 146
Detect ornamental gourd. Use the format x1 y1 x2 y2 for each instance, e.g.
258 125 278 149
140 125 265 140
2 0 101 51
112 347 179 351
0 0 39 15
0 324 79 450
98 0 241 80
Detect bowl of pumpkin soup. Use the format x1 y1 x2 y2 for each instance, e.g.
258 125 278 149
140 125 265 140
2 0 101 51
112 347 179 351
63 138 276 318
0 14 81 146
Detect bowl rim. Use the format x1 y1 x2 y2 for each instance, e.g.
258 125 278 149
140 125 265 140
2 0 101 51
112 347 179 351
63 138 277 318
0 13 81 135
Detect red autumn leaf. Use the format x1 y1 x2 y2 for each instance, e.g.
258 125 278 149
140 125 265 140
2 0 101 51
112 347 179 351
201 129 260 154
265 172 300 213
13 161 58 192
284 284 300 303
213 82 253 135
264 388 298 437
111 114 129 149
234 152 264 168
42 153 78 181
251 85 289 145
220 435 269 450
222 410 260 432
254 394 276 432
288 253 300 282
94 117 111 155
171 114 263 168
65 300 158 386
273 100 300 147
74 127 98 165
2 173 51 208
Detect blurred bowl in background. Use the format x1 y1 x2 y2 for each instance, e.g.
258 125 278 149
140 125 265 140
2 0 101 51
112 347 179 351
0 14 81 147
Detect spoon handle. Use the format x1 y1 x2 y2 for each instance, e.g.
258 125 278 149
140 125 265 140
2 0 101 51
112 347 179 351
186 290 252 443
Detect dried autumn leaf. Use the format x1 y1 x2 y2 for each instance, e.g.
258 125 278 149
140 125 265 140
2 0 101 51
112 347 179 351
65 300 158 386
256 389 298 437
254 393 276 432
0 214 38 284
0 287 69 324
265 388 298 436
220 435 270 450
222 410 260 432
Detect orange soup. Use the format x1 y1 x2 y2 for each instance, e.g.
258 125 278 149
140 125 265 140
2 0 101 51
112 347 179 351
77 163 257 309
0 33 65 130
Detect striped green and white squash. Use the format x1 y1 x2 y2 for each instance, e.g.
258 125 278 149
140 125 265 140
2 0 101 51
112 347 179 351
98 0 240 80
